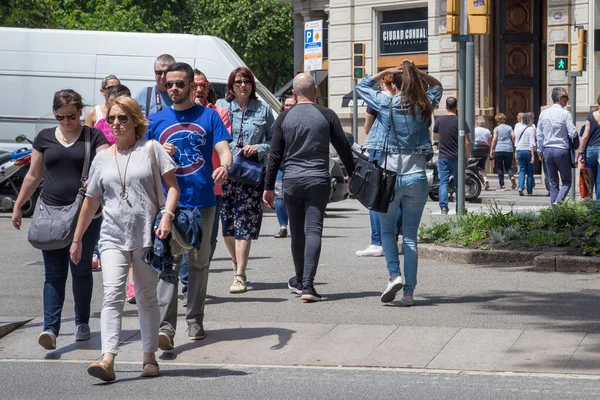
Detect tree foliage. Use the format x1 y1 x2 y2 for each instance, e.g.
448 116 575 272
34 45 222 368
0 0 293 91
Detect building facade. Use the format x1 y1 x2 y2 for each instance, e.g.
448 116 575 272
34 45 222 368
291 0 600 143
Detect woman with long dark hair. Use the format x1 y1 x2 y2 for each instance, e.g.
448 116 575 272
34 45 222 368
356 61 442 306
12 89 109 349
216 67 274 293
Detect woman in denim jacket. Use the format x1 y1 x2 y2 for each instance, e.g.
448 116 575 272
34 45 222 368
356 60 442 306
216 67 274 294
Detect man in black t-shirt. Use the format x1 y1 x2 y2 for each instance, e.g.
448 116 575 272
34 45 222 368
433 97 471 214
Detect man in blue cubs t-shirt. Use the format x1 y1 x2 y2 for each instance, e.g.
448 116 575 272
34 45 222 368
147 62 232 350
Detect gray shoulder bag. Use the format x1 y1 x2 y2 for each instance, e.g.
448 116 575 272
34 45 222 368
28 128 91 250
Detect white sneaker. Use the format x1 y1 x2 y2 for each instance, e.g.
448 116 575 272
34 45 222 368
38 330 56 350
381 276 403 303
356 245 384 257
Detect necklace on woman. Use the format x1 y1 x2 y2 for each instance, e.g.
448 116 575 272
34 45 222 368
114 144 135 204
57 126 82 144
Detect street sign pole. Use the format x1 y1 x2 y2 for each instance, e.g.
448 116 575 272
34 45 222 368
353 80 358 143
566 70 582 201
455 0 469 215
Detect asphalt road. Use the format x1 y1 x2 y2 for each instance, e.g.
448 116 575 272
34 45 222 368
1 196 600 334
2 360 600 400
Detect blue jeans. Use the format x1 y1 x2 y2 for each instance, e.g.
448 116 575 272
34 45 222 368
517 150 534 194
494 151 514 187
370 209 402 246
41 216 101 335
543 147 572 204
585 146 600 199
275 170 288 227
275 198 288 227
379 172 428 292
438 158 457 210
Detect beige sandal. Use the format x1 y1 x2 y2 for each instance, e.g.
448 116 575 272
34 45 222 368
87 360 116 382
141 361 160 377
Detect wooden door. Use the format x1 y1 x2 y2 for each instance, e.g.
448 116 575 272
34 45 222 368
496 0 542 125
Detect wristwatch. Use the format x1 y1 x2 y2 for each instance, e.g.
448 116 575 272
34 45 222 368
220 164 231 172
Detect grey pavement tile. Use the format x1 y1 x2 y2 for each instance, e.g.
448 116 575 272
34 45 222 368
362 326 459 368
0 317 45 359
297 324 397 366
148 321 336 365
564 333 600 374
427 328 523 371
496 330 586 373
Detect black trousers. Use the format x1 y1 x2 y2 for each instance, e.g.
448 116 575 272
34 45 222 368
283 176 330 286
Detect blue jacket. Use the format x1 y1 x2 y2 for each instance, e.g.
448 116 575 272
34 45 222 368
215 98 275 167
150 207 203 282
356 76 442 159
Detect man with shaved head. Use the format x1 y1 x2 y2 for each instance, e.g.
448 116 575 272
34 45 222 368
263 73 355 302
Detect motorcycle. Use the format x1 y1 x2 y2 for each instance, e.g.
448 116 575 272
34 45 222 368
427 156 483 202
0 134 40 217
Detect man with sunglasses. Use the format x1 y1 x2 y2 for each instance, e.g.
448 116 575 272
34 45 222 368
175 70 232 307
135 54 175 117
147 62 233 350
537 87 577 204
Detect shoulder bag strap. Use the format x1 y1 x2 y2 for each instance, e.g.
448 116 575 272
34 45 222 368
80 127 91 188
155 86 162 111
381 96 394 171
146 140 166 207
145 87 152 118
230 102 244 147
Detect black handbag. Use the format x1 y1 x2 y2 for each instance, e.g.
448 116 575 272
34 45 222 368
28 127 91 250
349 98 397 213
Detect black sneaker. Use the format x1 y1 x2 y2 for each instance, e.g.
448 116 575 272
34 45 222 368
288 276 302 295
441 207 449 215
301 285 322 302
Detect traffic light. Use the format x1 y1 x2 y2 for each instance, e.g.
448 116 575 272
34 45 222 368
554 43 571 71
352 42 365 80
577 28 587 72
446 0 459 34
467 0 491 34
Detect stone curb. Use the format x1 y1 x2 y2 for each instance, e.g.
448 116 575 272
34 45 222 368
419 244 600 272
418 243 542 265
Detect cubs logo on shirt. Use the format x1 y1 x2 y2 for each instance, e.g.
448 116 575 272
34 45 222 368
158 123 207 176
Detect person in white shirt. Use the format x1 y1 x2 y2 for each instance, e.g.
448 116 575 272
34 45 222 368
515 112 537 195
536 87 577 204
474 116 491 190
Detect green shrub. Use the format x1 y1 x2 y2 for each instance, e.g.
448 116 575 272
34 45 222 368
418 201 596 255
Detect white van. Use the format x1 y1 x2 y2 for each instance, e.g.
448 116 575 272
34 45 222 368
0 28 282 150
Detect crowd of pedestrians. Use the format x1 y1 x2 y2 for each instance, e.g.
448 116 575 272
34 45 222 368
11 49 600 383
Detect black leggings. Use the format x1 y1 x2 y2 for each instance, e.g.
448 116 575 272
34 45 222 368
283 176 330 286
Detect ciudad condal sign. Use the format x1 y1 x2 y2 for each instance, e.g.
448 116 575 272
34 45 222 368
380 19 428 55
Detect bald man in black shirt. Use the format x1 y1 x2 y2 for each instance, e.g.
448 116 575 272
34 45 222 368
263 73 355 302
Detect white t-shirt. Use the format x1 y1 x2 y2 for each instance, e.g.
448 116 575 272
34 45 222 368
86 139 177 253
474 127 491 144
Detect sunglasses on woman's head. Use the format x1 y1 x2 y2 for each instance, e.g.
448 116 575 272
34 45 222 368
234 79 252 87
107 114 129 124
165 80 186 89
194 81 210 89
55 113 77 121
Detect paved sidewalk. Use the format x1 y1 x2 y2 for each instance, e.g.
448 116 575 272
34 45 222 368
2 316 600 376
